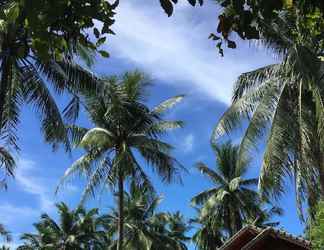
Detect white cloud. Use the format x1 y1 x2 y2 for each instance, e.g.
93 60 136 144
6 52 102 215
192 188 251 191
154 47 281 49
182 134 194 153
0 203 37 225
15 159 54 212
105 1 273 104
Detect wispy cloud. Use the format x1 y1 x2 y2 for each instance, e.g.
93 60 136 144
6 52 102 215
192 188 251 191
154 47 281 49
15 159 54 212
182 134 194 153
0 158 80 248
0 203 37 225
104 1 272 104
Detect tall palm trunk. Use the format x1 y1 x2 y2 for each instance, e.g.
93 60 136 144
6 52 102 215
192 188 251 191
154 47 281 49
224 207 233 237
117 171 124 250
234 210 242 234
0 54 10 130
320 151 324 200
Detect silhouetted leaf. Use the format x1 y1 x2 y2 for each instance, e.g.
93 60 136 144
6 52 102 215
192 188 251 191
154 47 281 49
227 40 237 49
216 41 224 57
98 50 110 58
188 0 196 6
96 37 107 46
94 28 100 39
111 0 119 8
160 0 173 16
208 33 221 41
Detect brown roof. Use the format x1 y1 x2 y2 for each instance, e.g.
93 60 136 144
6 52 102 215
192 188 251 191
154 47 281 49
219 225 311 250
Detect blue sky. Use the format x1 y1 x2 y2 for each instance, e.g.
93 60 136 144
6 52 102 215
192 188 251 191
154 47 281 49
0 1 305 249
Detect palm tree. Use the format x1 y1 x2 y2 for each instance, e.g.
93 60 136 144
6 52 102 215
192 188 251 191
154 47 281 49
0 143 15 188
17 202 110 250
0 4 100 158
249 205 283 228
213 12 324 216
0 224 11 243
191 141 261 237
191 213 224 250
104 184 189 250
58 71 184 250
159 212 190 250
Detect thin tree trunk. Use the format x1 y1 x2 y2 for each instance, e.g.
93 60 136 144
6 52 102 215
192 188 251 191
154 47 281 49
319 151 324 200
0 56 10 130
234 210 242 234
225 207 233 237
117 171 124 250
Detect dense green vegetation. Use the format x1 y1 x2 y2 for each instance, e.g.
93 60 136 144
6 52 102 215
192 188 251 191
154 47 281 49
17 202 111 249
311 201 324 250
213 10 324 219
0 0 323 249
57 71 184 250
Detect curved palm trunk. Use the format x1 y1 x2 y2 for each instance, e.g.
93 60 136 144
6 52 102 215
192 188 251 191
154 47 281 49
117 171 124 250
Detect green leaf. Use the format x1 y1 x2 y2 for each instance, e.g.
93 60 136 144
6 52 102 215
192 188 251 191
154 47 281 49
152 95 184 114
96 37 107 46
4 3 20 22
98 50 110 58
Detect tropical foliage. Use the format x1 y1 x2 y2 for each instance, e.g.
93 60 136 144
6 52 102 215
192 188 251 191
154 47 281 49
0 0 320 249
0 143 15 188
0 0 110 188
191 142 261 238
17 202 110 250
213 12 324 218
58 71 185 250
0 0 116 60
0 224 11 243
209 0 324 54
0 9 101 149
191 213 224 250
310 201 324 250
104 183 190 250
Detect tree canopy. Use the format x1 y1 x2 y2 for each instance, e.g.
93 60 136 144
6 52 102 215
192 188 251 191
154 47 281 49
0 0 116 60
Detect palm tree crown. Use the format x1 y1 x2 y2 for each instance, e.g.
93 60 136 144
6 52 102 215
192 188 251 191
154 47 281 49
191 141 261 238
58 71 185 250
0 5 100 184
213 13 324 217
17 202 109 250
105 184 190 250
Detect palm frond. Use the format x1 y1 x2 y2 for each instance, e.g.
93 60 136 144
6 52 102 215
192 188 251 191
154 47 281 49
152 95 184 115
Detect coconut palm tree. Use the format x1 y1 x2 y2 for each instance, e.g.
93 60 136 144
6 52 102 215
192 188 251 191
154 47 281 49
213 12 324 216
191 213 224 250
0 143 15 188
0 4 100 159
159 211 190 250
249 205 283 228
58 71 184 250
17 202 110 250
104 184 189 250
191 141 261 237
